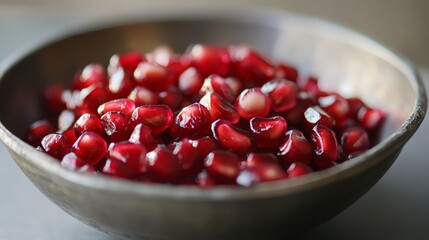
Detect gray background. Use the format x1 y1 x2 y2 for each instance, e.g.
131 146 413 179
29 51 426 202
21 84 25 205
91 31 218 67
0 2 428 239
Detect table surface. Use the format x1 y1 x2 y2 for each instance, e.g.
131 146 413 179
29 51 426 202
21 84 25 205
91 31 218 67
0 4 428 240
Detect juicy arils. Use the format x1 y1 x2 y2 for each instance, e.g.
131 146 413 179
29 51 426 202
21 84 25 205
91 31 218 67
26 44 385 186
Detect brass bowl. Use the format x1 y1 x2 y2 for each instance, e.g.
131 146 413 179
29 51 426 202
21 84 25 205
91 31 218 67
0 10 426 240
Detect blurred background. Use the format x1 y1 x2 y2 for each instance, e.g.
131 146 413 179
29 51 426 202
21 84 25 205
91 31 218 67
0 1 428 240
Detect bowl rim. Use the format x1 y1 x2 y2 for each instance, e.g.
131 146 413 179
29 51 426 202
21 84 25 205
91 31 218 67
0 8 427 201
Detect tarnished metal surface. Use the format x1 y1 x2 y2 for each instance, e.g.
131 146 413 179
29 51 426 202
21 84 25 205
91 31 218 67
0 10 426 239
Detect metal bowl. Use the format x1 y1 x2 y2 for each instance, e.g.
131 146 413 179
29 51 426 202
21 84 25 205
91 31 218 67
0 9 426 240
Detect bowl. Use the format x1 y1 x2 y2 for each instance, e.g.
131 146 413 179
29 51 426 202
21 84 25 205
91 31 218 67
0 9 426 240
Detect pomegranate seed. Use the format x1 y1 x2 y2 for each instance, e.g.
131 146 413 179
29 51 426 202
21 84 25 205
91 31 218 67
298 76 325 97
199 92 239 124
261 79 298 112
98 98 136 117
347 97 366 119
235 88 271 120
237 163 285 186
58 110 75 132
178 67 203 96
231 45 276 84
109 52 145 74
276 64 298 82
146 146 181 183
278 130 313 166
99 158 135 179
131 105 174 134
170 103 212 137
199 74 235 102
61 152 87 171
311 125 339 167
246 152 279 168
62 128 78 144
225 77 243 99
282 92 315 126
158 86 183 111
211 119 252 155
80 85 111 112
287 162 313 178
340 126 370 157
108 68 136 98
134 62 173 92
129 123 162 150
43 85 66 114
195 171 216 187
108 142 147 174
250 116 287 148
188 44 232 77
128 86 159 106
149 46 191 79
303 106 335 131
204 150 240 184
71 131 107 165
74 113 105 138
72 64 107 90
318 94 350 123
173 138 201 176
189 136 217 160
101 111 131 142
41 133 71 160
27 120 56 147
357 107 385 133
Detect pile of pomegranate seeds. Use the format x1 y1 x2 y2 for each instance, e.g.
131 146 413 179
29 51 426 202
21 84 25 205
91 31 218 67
27 44 385 187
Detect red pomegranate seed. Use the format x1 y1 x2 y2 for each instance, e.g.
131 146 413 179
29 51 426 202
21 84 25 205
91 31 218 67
287 162 313 178
237 163 285 186
173 138 202 176
199 92 240 124
250 116 287 148
62 128 77 144
178 67 203 96
311 125 339 167
231 45 276 84
131 105 174 134
170 103 212 137
225 77 243 99
188 44 232 77
134 62 173 92
79 85 111 112
318 94 350 123
99 158 135 179
158 86 183 111
108 68 136 98
357 107 385 133
129 123 162 150
149 46 191 80
98 98 136 117
108 142 147 174
58 110 75 132
101 111 131 142
41 133 71 160
189 136 217 160
43 85 66 114
72 63 107 90
109 52 145 74
347 97 366 119
261 79 298 112
278 129 313 166
195 171 216 187
303 106 335 131
71 131 107 165
282 92 315 126
128 86 159 106
204 150 241 184
211 119 252 155
61 152 87 171
340 126 370 157
146 146 181 183
199 74 235 102
27 120 56 147
74 113 105 138
298 76 325 98
235 88 271 120
246 152 279 168
276 63 298 82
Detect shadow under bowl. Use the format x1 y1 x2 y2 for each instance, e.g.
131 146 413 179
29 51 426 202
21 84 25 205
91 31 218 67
0 9 426 240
